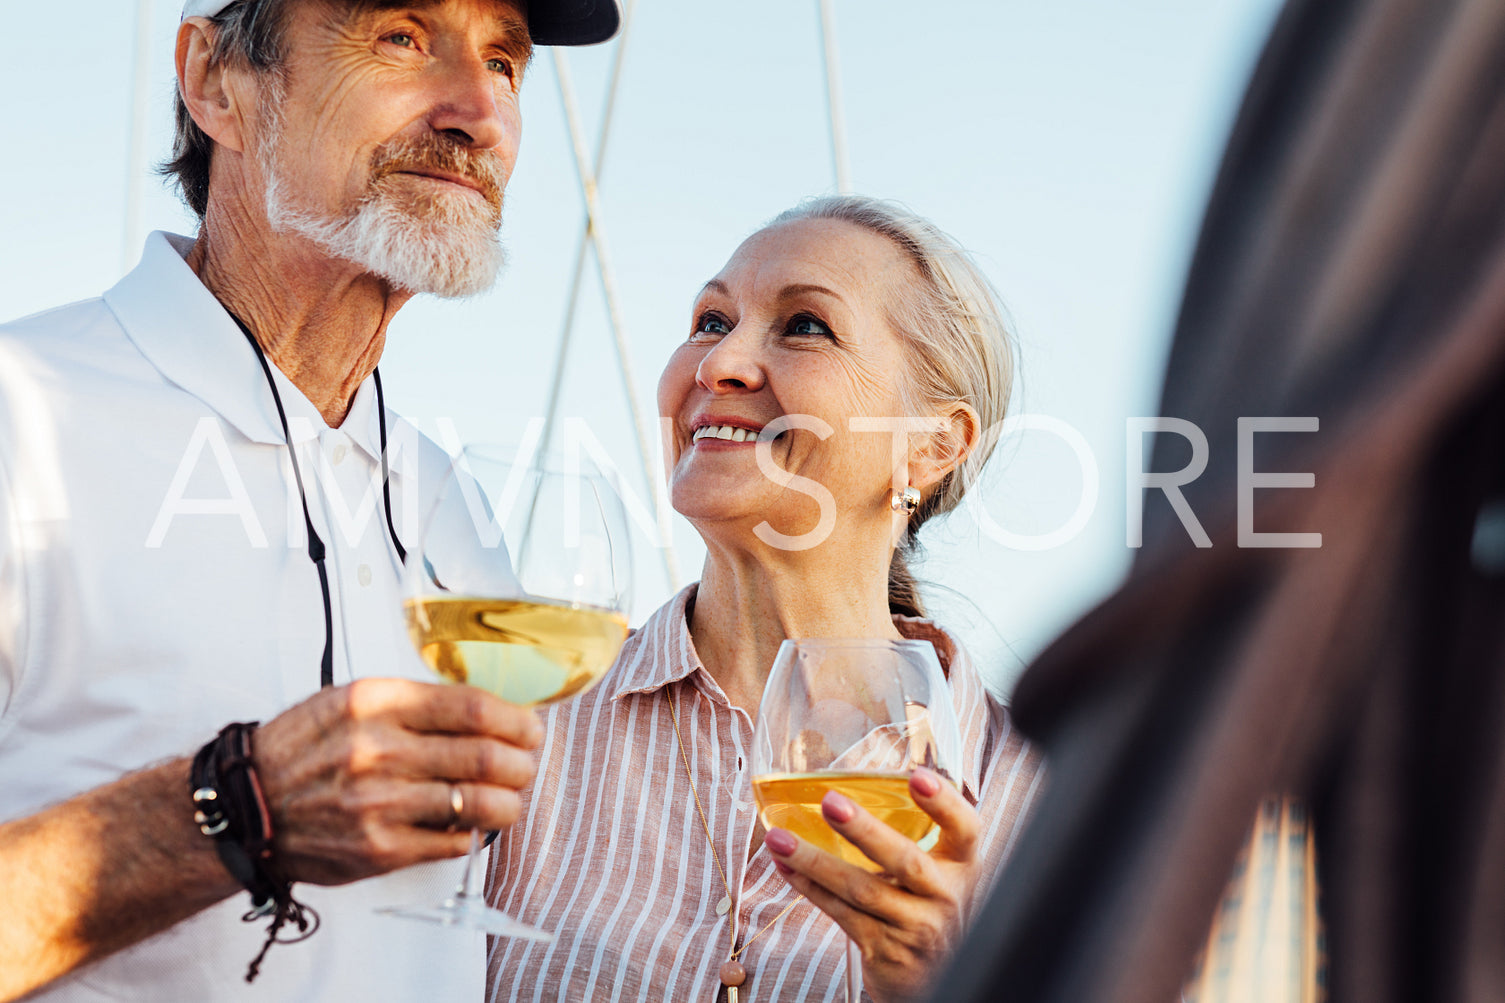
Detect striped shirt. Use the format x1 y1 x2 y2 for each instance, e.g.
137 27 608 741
485 585 1045 1002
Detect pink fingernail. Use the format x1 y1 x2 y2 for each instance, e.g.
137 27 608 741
911 768 941 798
821 791 855 823
766 829 797 856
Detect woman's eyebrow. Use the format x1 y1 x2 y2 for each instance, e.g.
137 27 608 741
778 283 844 303
694 280 846 303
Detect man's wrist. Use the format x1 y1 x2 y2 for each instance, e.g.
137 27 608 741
188 723 319 983
190 723 278 911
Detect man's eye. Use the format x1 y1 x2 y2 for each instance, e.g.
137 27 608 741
787 314 832 337
385 33 416 48
486 58 516 77
694 312 732 337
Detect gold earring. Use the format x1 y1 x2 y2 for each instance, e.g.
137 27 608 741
890 486 921 516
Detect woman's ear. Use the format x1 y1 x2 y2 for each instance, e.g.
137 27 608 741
909 401 980 495
176 17 249 155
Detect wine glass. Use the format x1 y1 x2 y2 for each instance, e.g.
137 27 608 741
379 443 632 938
751 639 962 1003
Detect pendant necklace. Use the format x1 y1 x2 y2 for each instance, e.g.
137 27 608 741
668 687 801 1003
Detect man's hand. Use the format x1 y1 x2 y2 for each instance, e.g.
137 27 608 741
765 767 979 1003
253 678 543 885
0 678 542 1002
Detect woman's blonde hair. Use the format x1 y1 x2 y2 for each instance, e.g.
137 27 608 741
765 196 1016 617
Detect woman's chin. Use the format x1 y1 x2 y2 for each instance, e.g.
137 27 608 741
673 499 767 529
669 473 766 519
678 505 837 553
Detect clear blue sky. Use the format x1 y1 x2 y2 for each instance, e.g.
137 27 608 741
0 0 1284 694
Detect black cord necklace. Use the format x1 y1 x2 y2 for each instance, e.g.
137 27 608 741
231 313 406 688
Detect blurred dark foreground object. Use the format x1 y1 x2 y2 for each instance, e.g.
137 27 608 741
931 0 1505 1000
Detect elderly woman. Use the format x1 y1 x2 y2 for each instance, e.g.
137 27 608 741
484 196 1043 1002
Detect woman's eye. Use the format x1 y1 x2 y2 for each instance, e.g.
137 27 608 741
694 313 732 337
787 314 832 337
385 33 416 48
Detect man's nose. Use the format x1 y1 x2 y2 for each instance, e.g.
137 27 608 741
425 55 513 152
695 331 768 393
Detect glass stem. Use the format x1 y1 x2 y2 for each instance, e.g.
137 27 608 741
845 935 861 1003
456 827 483 901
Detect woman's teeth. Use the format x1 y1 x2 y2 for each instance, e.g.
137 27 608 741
693 425 757 442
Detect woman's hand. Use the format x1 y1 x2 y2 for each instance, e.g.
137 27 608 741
764 767 978 1002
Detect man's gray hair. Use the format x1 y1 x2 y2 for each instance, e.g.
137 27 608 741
160 0 292 218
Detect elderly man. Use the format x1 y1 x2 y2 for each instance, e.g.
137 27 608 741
0 0 618 1000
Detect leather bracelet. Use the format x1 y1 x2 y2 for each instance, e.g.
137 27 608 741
190 722 318 982
191 723 278 911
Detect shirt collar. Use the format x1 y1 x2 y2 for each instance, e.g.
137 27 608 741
102 231 403 472
610 584 705 699
611 583 987 799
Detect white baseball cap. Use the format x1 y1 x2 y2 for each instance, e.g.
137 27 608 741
181 0 620 46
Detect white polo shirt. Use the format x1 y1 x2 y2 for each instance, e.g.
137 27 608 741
0 232 485 1001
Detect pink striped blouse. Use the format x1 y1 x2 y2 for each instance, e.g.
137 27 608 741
485 585 1044 1002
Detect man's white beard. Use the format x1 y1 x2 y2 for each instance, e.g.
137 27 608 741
262 142 505 299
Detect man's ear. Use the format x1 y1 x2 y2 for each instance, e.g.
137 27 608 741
176 17 249 155
909 401 981 496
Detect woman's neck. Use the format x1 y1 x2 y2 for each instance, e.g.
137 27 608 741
687 538 904 718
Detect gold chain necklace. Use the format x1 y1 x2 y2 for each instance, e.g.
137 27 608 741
668 686 801 1003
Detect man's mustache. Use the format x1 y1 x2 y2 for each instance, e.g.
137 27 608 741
368 135 507 215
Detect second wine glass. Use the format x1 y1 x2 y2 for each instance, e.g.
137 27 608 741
751 638 962 1003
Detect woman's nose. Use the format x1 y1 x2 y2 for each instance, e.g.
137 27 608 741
695 332 767 393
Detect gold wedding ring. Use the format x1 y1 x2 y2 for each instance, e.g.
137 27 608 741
447 784 465 833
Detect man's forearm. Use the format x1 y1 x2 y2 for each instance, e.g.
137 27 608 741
0 758 240 1002
0 677 545 1001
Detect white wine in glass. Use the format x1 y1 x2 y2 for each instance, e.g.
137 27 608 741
751 771 939 871
751 639 962 1002
405 596 627 706
380 444 632 938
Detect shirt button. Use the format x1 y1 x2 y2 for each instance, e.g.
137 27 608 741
331 443 349 466
358 564 373 587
